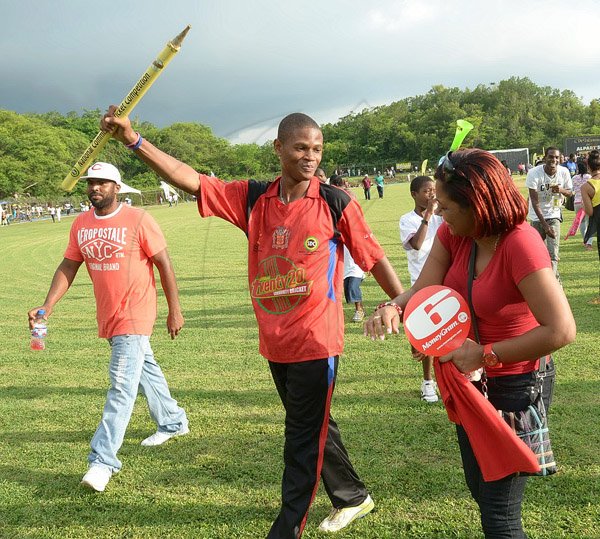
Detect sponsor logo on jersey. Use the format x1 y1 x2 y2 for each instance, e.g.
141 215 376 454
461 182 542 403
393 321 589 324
304 236 319 252
251 255 313 314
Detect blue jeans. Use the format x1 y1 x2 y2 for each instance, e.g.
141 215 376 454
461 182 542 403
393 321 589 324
88 335 188 472
457 361 555 539
343 276 363 303
531 218 561 278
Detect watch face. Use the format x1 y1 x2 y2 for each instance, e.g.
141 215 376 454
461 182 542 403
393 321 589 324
483 353 499 367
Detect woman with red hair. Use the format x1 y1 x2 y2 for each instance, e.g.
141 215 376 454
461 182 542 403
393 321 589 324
366 149 576 538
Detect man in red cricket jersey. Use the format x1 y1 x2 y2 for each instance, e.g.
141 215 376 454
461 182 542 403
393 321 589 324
101 108 404 538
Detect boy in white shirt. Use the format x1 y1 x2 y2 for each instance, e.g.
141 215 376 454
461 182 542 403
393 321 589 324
399 176 443 403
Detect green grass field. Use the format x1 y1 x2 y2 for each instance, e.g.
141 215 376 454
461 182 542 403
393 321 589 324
1 182 599 538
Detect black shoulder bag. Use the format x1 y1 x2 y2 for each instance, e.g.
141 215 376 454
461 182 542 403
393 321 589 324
467 242 557 476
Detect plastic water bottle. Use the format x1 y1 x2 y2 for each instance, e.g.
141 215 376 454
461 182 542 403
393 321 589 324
30 309 47 351
551 182 562 208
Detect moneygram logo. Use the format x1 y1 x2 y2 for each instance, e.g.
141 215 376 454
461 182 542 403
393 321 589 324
404 287 470 356
251 255 312 314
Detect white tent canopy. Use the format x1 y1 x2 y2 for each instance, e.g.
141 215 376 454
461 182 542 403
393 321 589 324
119 182 141 194
159 180 178 199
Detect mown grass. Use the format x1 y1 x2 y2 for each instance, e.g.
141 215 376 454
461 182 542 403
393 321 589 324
0 180 598 538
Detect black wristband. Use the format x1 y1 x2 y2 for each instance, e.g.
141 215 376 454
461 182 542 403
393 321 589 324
421 219 429 225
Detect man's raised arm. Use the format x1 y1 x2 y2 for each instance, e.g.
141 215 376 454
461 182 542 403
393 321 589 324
101 106 201 195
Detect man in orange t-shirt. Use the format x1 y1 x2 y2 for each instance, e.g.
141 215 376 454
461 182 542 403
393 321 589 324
28 162 188 493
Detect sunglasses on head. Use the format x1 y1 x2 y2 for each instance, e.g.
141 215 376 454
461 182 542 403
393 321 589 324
438 151 455 173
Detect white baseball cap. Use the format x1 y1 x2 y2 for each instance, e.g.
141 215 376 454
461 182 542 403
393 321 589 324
81 162 122 186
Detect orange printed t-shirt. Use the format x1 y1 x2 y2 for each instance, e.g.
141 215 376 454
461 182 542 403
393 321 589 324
64 204 166 338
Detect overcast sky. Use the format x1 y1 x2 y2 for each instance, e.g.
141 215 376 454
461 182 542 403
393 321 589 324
2 0 599 144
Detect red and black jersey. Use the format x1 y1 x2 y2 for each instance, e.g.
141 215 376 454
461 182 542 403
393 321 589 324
197 175 385 362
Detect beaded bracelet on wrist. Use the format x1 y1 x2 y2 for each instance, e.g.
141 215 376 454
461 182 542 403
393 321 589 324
375 301 403 317
126 132 143 150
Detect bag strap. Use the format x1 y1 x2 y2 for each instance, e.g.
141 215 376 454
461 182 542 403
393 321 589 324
467 241 480 344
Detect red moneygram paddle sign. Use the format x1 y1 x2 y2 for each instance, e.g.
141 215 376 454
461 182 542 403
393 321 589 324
404 286 471 357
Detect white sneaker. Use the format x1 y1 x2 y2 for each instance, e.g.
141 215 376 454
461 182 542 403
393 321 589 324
141 424 189 447
318 494 374 533
352 310 365 322
81 465 112 492
421 380 439 403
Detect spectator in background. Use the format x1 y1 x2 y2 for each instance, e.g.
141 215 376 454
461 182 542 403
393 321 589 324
581 149 600 303
315 167 328 184
562 153 578 177
526 147 573 280
399 176 444 403
56 205 62 222
361 175 372 200
374 172 385 198
49 206 56 223
571 161 593 249
343 244 366 322
331 175 366 322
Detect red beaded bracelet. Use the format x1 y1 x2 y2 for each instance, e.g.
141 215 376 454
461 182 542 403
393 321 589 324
376 301 403 317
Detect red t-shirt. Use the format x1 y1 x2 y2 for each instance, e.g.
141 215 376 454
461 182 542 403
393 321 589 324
438 221 551 376
64 204 166 338
197 175 385 362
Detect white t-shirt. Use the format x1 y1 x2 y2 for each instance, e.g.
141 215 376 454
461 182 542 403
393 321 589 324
525 164 572 221
399 210 443 285
343 245 365 279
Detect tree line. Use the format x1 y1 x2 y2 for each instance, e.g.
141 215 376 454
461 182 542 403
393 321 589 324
1 77 599 199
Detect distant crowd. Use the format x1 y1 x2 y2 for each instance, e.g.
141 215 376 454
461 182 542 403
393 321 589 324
0 197 133 226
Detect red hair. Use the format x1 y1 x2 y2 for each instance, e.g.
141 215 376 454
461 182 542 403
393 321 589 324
434 149 528 238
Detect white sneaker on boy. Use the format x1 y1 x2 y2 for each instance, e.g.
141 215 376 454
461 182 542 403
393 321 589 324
421 379 439 403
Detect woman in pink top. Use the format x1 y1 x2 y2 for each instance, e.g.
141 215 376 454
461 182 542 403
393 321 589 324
572 160 593 248
366 149 575 538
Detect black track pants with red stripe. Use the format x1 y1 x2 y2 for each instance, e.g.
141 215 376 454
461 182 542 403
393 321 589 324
267 356 368 539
